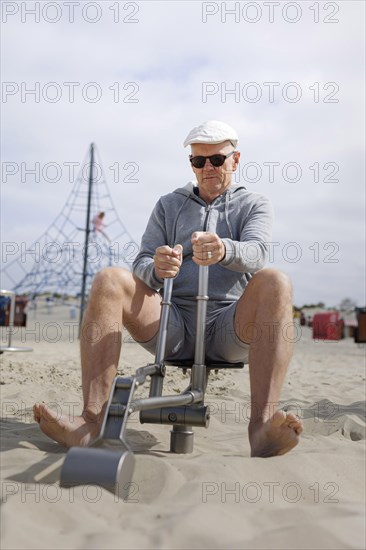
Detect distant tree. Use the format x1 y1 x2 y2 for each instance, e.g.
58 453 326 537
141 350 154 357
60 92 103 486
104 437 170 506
301 303 325 309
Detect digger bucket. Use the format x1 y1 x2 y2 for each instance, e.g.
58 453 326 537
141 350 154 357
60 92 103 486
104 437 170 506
60 446 135 500
59 376 139 499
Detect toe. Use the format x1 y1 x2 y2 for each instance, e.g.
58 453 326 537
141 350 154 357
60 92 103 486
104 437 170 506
269 410 287 428
39 402 58 423
286 412 304 435
291 421 304 435
33 403 41 423
286 412 299 423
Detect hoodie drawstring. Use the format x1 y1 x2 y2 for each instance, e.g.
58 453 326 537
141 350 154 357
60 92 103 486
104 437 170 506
172 195 191 247
225 190 234 239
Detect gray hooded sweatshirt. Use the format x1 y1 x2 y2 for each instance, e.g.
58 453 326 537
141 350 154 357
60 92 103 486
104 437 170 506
133 182 273 304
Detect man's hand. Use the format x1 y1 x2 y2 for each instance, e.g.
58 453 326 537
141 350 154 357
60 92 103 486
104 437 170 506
191 231 226 265
154 244 183 279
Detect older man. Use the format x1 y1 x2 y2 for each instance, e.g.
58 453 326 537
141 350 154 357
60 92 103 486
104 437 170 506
34 121 303 457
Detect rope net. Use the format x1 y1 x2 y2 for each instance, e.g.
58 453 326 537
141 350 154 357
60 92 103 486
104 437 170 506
2 145 138 298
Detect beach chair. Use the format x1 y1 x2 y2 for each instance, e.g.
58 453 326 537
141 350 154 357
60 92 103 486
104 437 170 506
60 265 244 498
0 290 33 353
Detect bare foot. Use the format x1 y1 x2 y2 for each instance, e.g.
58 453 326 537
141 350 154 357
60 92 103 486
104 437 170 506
249 410 303 458
33 402 100 448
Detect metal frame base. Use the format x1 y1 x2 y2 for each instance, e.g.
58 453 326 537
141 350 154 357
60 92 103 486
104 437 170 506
59 266 244 497
170 425 194 453
0 346 33 353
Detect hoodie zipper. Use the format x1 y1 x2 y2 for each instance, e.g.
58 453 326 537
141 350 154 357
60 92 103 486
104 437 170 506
202 192 223 231
203 204 212 231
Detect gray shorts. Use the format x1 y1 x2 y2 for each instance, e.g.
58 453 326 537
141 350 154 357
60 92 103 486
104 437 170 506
138 299 250 365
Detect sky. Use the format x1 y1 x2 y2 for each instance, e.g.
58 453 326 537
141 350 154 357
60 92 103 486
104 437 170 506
1 0 365 307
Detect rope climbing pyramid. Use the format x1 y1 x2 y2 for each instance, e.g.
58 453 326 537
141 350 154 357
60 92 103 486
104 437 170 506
2 144 138 307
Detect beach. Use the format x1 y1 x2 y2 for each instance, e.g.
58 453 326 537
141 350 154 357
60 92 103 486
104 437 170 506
1 304 365 550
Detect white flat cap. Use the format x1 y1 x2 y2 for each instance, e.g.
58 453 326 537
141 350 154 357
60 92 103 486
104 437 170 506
183 120 239 148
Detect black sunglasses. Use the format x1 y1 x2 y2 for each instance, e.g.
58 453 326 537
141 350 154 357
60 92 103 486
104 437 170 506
189 151 235 169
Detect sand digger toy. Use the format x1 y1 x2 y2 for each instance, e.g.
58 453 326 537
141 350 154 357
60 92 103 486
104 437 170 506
60 265 244 498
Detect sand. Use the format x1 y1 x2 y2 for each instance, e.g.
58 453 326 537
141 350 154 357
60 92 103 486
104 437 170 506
1 304 365 550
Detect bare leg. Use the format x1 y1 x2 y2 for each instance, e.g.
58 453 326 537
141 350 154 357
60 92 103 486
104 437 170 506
234 268 303 457
34 267 161 447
